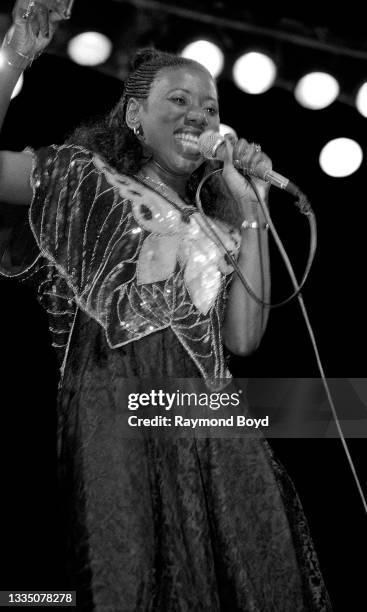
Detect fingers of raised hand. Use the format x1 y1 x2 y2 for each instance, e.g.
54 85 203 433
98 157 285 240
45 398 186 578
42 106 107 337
13 0 36 22
20 0 65 21
22 0 37 20
13 1 48 32
29 4 51 38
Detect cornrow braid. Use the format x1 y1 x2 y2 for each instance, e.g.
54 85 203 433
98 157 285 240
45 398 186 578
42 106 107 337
117 48 200 123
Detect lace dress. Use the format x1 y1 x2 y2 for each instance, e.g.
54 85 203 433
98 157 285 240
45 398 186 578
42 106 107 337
0 145 332 611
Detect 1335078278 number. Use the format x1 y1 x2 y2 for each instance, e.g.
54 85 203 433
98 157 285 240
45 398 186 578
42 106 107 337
0 591 76 607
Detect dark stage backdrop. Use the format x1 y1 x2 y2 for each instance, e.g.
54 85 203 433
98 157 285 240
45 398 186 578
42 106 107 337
0 54 366 610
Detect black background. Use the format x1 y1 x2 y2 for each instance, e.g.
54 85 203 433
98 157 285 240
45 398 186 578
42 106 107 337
0 39 366 611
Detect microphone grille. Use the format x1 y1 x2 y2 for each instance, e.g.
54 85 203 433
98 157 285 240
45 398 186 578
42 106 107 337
198 130 224 159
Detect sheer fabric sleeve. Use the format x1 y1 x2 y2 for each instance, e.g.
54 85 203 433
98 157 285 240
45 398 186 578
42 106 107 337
28 144 107 296
0 144 125 367
0 145 92 283
0 144 125 294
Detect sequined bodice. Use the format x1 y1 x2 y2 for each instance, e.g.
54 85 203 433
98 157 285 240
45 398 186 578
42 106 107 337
2 145 240 388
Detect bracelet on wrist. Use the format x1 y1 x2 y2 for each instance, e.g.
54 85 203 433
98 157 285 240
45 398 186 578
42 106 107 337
1 38 33 72
241 219 269 231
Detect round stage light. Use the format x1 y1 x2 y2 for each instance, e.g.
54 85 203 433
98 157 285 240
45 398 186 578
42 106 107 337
11 73 24 99
355 82 367 118
319 138 363 177
181 40 224 78
67 32 112 66
232 52 277 94
295 72 339 109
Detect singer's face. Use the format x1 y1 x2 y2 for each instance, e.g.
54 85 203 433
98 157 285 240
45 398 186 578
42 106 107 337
136 65 220 175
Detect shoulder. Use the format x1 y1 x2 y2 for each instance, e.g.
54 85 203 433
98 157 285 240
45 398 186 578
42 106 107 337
37 143 94 168
25 144 95 184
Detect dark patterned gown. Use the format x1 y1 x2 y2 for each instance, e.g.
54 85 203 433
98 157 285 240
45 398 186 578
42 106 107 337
0 145 332 611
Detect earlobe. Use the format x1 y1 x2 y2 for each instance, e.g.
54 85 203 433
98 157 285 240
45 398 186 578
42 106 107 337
133 125 145 139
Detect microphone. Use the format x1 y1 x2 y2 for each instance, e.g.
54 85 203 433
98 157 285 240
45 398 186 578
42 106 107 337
198 130 302 198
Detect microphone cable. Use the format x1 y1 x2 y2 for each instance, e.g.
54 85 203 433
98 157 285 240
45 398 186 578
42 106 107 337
195 168 367 516
195 168 316 308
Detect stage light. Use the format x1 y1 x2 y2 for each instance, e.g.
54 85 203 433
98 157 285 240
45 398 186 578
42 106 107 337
355 82 367 118
319 138 363 177
181 40 224 78
67 32 112 66
294 72 339 109
11 73 23 99
232 52 277 94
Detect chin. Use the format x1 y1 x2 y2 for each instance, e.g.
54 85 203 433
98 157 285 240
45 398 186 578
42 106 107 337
175 156 203 175
155 149 203 176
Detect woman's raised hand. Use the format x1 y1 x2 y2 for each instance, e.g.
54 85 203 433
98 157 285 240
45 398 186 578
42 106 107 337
7 0 64 60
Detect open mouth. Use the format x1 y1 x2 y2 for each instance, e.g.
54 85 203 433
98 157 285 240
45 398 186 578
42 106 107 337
174 132 201 155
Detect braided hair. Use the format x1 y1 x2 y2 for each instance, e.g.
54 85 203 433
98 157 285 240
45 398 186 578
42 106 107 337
117 48 201 122
67 48 240 225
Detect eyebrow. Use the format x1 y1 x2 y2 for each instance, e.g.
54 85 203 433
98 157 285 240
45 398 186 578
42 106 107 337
167 88 218 102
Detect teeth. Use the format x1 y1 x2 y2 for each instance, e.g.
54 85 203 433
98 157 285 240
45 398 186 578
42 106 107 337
175 133 199 145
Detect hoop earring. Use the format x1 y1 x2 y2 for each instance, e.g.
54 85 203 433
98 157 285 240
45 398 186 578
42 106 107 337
133 124 144 138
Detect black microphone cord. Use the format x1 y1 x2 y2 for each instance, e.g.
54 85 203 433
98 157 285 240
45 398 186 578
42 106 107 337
195 168 316 308
195 168 367 516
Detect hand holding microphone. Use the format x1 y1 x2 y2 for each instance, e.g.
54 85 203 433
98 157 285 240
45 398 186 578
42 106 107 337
198 130 303 199
198 130 273 206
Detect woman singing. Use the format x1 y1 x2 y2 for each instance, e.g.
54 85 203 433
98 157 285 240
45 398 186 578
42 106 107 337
0 1 332 610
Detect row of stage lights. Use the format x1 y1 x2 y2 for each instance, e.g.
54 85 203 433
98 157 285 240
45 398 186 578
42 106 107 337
1 32 365 179
64 33 367 116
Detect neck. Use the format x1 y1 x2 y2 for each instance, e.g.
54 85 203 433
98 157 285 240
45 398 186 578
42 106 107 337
143 159 190 199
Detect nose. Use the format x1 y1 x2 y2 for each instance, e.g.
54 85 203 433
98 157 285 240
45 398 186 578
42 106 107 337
185 109 208 129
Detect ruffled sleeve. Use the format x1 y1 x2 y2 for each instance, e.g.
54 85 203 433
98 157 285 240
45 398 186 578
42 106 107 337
0 144 130 368
28 144 109 296
0 145 93 283
1 144 134 293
